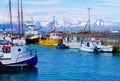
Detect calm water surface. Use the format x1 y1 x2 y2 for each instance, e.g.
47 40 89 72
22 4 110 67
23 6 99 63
1 44 120 81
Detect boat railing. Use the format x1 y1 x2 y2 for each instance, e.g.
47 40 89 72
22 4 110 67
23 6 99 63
16 49 37 62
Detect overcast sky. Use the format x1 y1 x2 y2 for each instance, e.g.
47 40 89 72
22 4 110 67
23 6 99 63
0 0 120 22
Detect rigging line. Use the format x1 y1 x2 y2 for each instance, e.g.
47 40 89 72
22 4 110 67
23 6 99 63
3 0 17 22
17 0 21 35
9 0 13 33
9 0 19 23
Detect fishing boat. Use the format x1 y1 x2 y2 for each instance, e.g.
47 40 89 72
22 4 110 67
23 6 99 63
0 0 38 71
25 23 40 44
79 8 101 53
79 40 101 53
39 16 63 47
39 30 63 47
63 36 80 49
91 37 114 52
97 43 113 52
0 32 38 70
79 37 114 53
63 8 92 49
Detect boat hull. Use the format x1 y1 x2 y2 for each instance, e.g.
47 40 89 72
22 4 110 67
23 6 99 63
26 38 39 44
63 42 80 49
80 47 95 52
80 46 101 53
0 55 38 71
98 46 113 52
39 39 62 46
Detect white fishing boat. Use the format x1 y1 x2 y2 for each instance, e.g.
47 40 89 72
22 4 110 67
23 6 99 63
0 33 38 71
79 40 101 53
91 38 113 52
98 45 113 52
0 0 38 71
79 37 114 53
63 36 80 49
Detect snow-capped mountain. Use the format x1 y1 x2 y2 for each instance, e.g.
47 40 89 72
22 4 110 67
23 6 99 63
1 19 119 28
94 19 120 27
0 19 119 33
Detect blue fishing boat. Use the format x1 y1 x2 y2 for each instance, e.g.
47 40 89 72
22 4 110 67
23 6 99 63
0 0 38 71
0 32 38 70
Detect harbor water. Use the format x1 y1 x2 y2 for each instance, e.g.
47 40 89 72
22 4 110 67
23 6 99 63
1 44 120 81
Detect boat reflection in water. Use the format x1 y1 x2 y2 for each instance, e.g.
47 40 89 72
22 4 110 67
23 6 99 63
0 67 38 81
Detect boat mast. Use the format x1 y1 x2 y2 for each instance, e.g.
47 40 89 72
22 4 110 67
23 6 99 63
53 16 55 31
17 0 21 35
87 7 91 32
9 0 13 34
63 18 65 32
20 0 24 35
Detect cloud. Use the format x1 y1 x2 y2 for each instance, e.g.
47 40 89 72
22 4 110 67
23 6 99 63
103 0 120 3
102 0 120 6
24 0 61 5
1 0 120 22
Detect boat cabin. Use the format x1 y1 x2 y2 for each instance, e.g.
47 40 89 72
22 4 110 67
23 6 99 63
0 40 11 59
49 31 63 39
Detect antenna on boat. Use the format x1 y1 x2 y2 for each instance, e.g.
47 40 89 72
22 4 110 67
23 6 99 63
17 0 21 35
9 0 13 34
53 16 56 31
87 7 91 32
63 18 66 32
20 0 24 35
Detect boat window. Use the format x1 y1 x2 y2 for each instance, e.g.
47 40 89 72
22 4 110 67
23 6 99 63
87 43 89 47
18 48 21 52
2 48 11 53
82 42 84 44
101 41 103 45
96 42 98 44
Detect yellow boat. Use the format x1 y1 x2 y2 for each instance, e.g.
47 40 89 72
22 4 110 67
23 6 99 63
39 31 63 47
